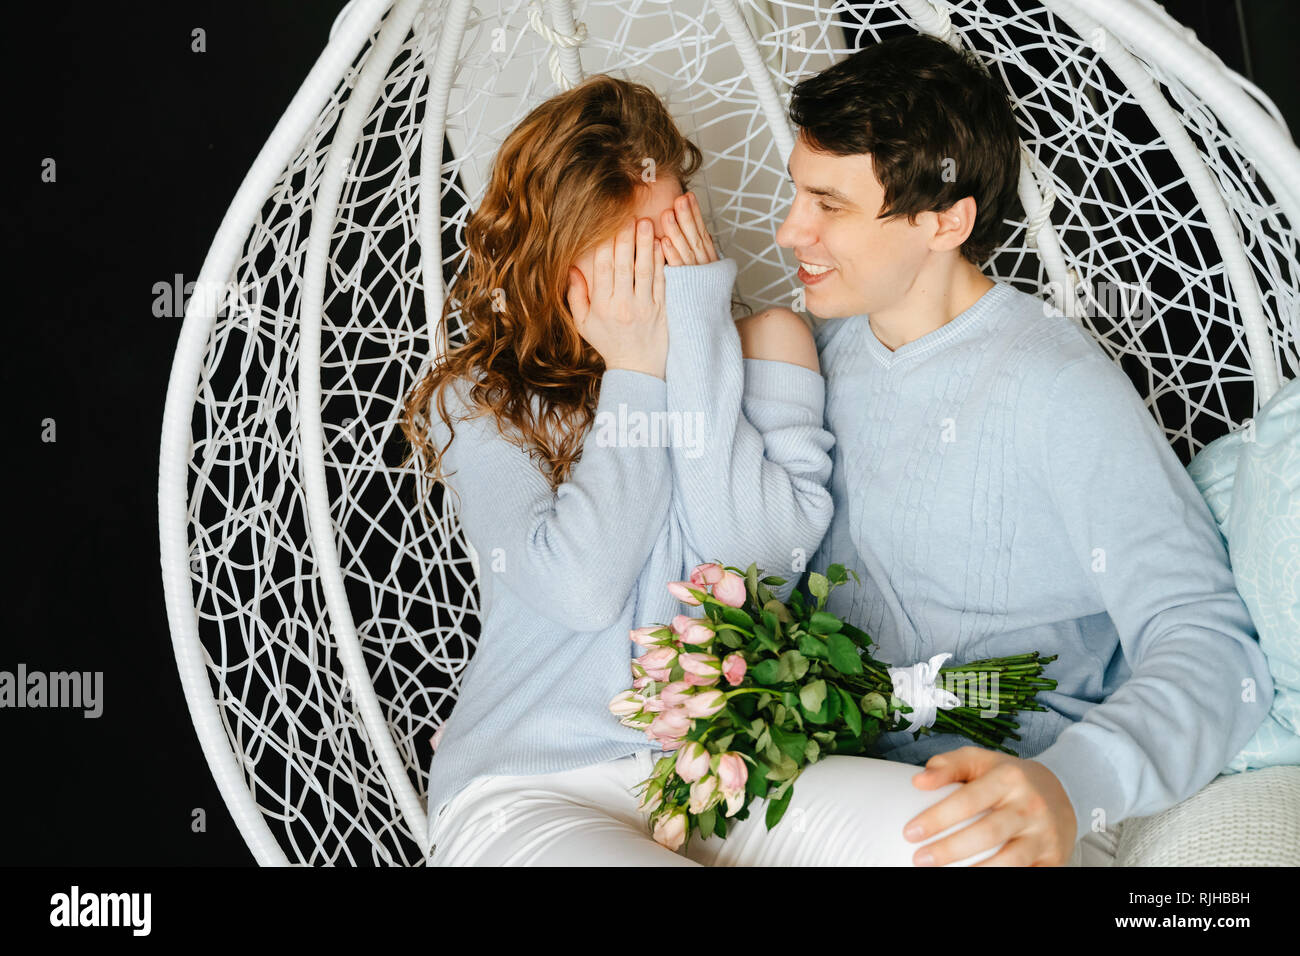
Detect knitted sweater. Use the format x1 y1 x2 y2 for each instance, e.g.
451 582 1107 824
808 279 1275 844
423 257 835 854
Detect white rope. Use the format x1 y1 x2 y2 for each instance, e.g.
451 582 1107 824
528 0 588 91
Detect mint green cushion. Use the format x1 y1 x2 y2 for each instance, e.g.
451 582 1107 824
1187 375 1300 772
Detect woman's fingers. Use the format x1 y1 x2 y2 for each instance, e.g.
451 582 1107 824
689 192 717 262
661 206 692 266
673 192 706 261
566 266 589 331
652 237 665 312
634 218 655 304
592 234 614 303
612 218 636 302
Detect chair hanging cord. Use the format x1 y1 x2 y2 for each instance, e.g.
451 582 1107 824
528 1 588 90
1019 144 1058 250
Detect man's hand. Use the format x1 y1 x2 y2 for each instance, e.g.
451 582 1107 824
903 746 1078 866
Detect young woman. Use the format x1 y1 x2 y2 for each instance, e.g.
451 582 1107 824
398 74 997 866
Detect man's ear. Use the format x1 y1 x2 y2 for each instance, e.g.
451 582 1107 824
930 195 978 253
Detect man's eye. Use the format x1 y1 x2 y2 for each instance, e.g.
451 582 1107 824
817 202 839 214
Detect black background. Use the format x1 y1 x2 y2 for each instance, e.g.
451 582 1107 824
4 1 1297 868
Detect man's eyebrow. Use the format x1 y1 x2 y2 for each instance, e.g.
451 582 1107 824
786 158 856 206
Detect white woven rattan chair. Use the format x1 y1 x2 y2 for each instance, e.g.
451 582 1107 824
158 0 1300 865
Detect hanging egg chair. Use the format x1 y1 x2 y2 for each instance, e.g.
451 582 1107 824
158 0 1300 865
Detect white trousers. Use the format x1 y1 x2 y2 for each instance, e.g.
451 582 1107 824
428 750 1121 866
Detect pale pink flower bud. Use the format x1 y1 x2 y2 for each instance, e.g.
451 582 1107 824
678 619 716 648
689 774 720 814
724 787 745 818
712 571 747 607
430 724 445 751
659 734 686 751
649 706 691 741
608 689 643 717
632 674 652 691
722 652 747 686
630 625 671 647
717 751 748 798
666 580 703 605
690 562 725 587
679 652 722 687
659 681 693 707
640 693 666 713
652 807 689 851
674 740 711 783
683 688 725 718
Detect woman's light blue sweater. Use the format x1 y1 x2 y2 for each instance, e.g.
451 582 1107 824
808 279 1276 844
422 257 835 855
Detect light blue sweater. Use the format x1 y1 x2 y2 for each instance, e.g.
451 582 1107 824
423 257 835 854
808 279 1276 844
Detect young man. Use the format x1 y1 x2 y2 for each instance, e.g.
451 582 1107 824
781 33 1274 866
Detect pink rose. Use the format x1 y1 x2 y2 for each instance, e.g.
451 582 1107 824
666 581 702 605
676 616 717 647
678 652 722 687
690 562 725 587
659 681 694 708
683 688 725 718
652 807 689 851
688 774 720 814
674 740 711 783
630 625 670 647
608 690 643 717
717 751 749 816
722 652 747 686
712 571 747 607
632 645 677 683
649 706 691 741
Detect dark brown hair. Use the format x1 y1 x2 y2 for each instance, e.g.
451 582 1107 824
788 33 1021 264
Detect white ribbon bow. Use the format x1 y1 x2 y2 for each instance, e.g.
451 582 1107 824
886 652 961 734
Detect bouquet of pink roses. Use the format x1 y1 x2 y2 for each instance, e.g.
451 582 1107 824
609 561 1058 852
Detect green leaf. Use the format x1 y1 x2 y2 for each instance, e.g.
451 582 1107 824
769 724 808 764
721 605 755 629
746 564 760 601
838 686 862 737
714 812 728 838
804 737 821 763
798 632 830 660
765 783 795 830
807 572 829 603
860 691 888 718
783 649 809 681
763 599 795 625
799 679 827 715
838 620 873 648
760 576 787 586
808 610 844 633
697 808 715 838
826 563 848 585
746 760 771 796
751 658 780 685
826 632 864 675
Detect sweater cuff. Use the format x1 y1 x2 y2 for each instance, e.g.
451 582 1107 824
1031 724 1129 845
663 257 738 331
743 357 826 417
598 367 668 413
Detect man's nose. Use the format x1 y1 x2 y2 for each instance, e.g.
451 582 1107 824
775 206 809 250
